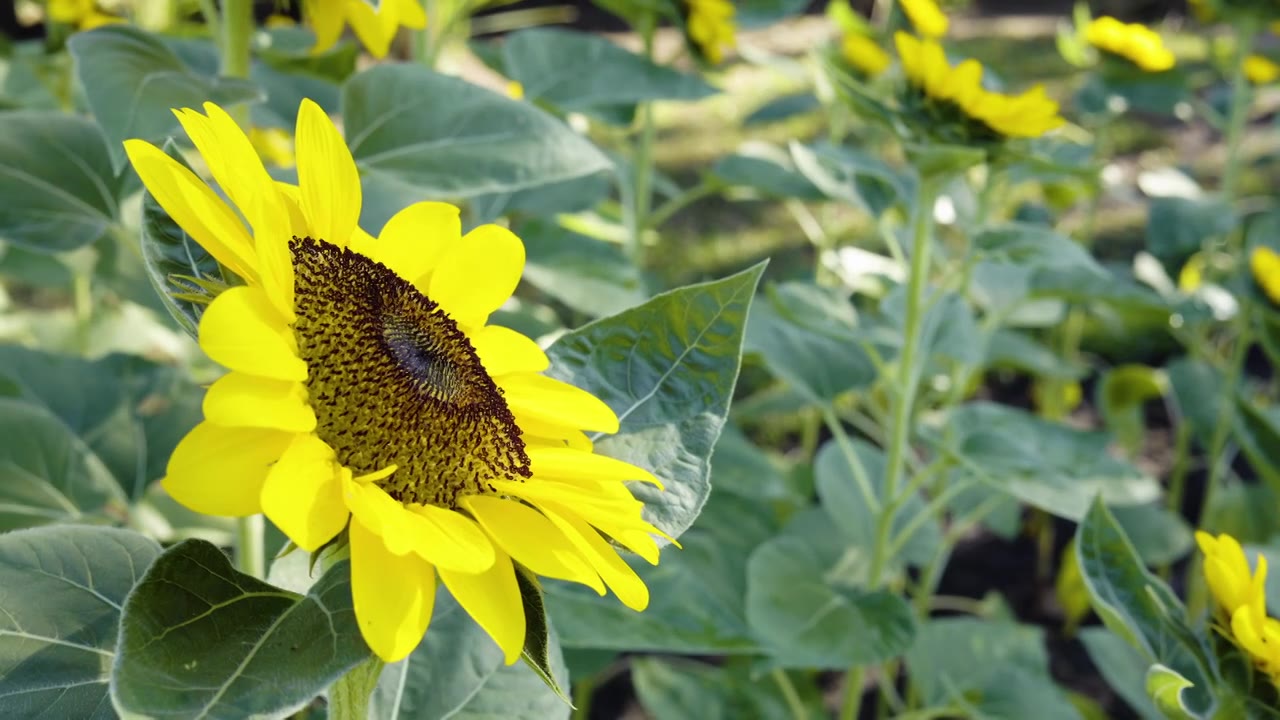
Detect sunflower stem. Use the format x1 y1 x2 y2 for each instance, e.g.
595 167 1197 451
218 0 253 127
625 13 659 266
839 666 867 720
772 669 809 720
1221 26 1256 203
234 514 265 578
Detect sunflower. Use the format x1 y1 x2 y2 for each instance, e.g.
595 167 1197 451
48 0 124 30
1252 246 1280 304
1197 532 1280 685
1245 54 1280 84
1084 16 1176 72
895 32 1064 140
303 0 426 59
124 99 670 663
841 31 891 78
685 0 736 65
900 0 949 38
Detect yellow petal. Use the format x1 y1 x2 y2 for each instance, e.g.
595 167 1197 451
537 504 649 610
438 548 524 664
203 372 317 432
343 477 414 555
461 495 604 593
402 503 496 573
499 373 619 433
163 422 293 516
295 98 362 247
260 434 348 551
350 519 436 662
471 325 548 377
527 446 661 488
123 140 259 282
305 0 347 54
428 224 525 330
366 201 460 286
198 286 307 381
395 0 427 29
344 0 397 59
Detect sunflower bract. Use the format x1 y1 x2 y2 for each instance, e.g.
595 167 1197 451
124 99 670 664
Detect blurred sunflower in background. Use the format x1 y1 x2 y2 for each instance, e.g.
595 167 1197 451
1251 246 1280 304
841 30 891 77
303 0 426 58
124 99 670 663
47 0 124 30
1084 16 1176 72
1245 53 1280 83
683 0 736 65
895 32 1064 142
899 0 948 38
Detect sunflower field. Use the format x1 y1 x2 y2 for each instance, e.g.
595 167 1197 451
7 0 1280 717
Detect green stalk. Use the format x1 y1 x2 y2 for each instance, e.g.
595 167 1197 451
217 0 263 578
1221 28 1256 202
1199 315 1253 528
625 13 659 265
839 667 866 720
772 669 809 720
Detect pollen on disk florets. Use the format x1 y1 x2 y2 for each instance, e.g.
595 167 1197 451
289 236 532 508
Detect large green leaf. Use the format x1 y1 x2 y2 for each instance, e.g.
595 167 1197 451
0 526 160 720
518 218 645 318
744 282 879 404
0 112 119 253
1145 197 1235 275
547 490 777 654
631 658 824 720
745 529 915 669
0 346 204 501
942 403 1160 520
0 397 127 530
370 588 569 719
1079 627 1162 720
789 141 911 216
1075 498 1217 715
973 223 1105 275
500 27 715 115
546 263 764 541
112 540 371 719
67 25 261 167
711 145 824 200
343 64 611 199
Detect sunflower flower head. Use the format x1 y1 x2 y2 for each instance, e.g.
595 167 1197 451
893 32 1064 142
900 0 949 38
684 0 736 65
1246 54 1280 84
1197 532 1280 686
48 0 124 30
841 31 891 78
303 0 427 59
124 99 671 663
1252 246 1280 304
1084 16 1176 72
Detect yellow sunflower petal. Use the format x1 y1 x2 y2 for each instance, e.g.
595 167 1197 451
394 0 427 28
527 446 661 488
122 140 259 282
203 372 317 432
428 224 525 330
438 548 524 664
350 519 436 662
344 0 397 59
461 495 604 593
402 503 496 573
260 434 348 551
296 98 361 247
305 0 347 54
343 477 413 555
365 201 460 286
471 325 549 377
538 504 650 611
498 373 619 433
163 422 293 516
198 286 307 381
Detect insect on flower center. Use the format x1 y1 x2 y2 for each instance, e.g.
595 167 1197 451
289 236 531 507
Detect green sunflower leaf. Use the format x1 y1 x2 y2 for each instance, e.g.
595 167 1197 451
546 262 766 542
112 540 372 719
0 111 120 254
67 25 262 169
1075 498 1218 716
0 397 127 530
343 64 611 200
0 526 160 720
632 658 825 719
370 586 570 719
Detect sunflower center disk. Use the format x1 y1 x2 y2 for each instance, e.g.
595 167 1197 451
289 236 531 507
